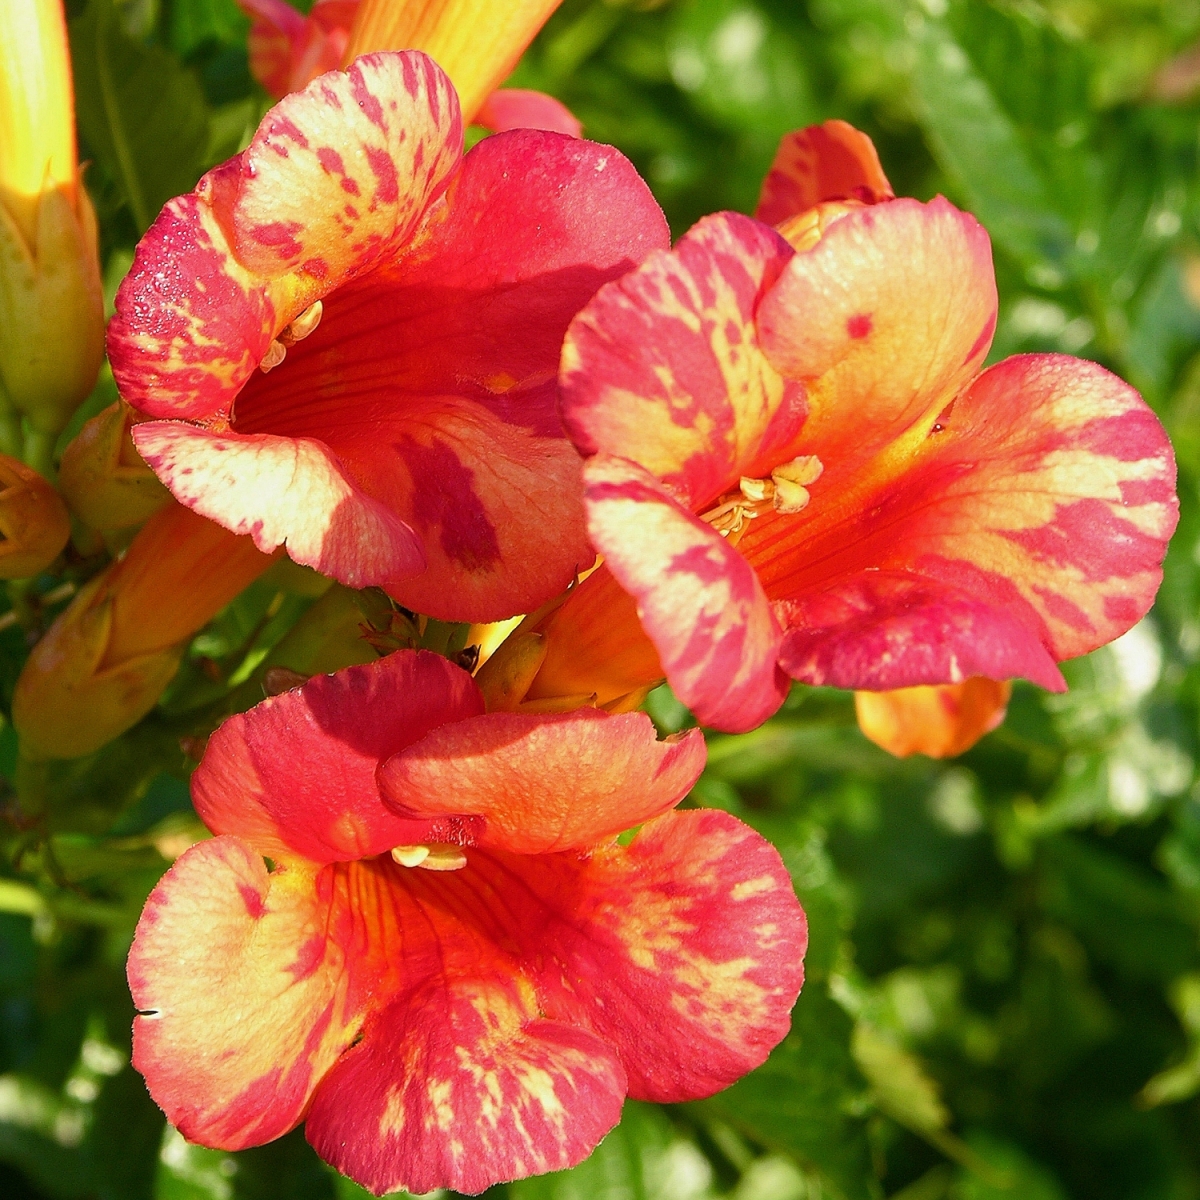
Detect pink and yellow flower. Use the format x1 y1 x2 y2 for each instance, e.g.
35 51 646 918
526 123 1177 732
108 51 667 622
128 650 805 1194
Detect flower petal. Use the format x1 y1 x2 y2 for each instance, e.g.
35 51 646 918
760 354 1176 685
526 809 806 1101
194 651 484 862
755 120 893 226
756 197 997 479
109 51 461 421
132 422 426 586
476 88 582 136
240 0 357 99
561 211 804 509
378 709 706 853
583 454 788 732
855 678 1012 759
773 569 1065 691
306 975 625 1195
128 838 363 1150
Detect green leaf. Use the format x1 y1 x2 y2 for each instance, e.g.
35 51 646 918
70 0 211 233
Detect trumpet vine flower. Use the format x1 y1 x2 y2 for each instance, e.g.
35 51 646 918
109 51 667 622
240 0 580 135
128 650 805 1195
854 677 1012 760
541 125 1176 732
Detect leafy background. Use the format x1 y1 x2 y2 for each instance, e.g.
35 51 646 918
6 0 1200 1196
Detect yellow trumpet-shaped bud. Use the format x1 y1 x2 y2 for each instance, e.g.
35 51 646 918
0 452 70 577
13 504 277 760
343 0 562 124
58 401 171 531
0 0 104 438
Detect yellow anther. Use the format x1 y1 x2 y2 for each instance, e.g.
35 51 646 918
279 300 323 346
259 340 286 373
702 456 824 539
390 843 468 871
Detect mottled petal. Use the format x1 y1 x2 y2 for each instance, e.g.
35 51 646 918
109 51 462 420
476 88 582 136
194 651 484 863
755 120 893 226
132 422 425 586
561 212 804 509
306 975 625 1195
756 198 997 480
855 678 1012 759
240 0 357 99
378 709 706 853
759 354 1176 685
583 454 788 732
128 839 362 1150
524 809 806 1101
773 569 1065 691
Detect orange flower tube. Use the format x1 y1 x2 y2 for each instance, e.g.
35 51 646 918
0 0 104 440
13 505 276 759
855 679 1012 759
344 0 562 123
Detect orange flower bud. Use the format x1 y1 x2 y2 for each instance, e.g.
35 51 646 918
0 0 104 437
0 452 69 577
343 0 562 123
854 678 1012 759
58 401 171 531
14 504 276 759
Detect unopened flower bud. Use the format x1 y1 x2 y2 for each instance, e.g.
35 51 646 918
0 452 69 577
854 678 1012 759
58 401 170 531
14 504 276 759
0 0 104 437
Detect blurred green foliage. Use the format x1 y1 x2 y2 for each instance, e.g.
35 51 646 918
6 0 1200 1196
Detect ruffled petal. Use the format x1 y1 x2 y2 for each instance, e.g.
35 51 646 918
128 838 365 1150
756 197 997 481
855 678 1012 759
523 809 806 1101
755 120 893 226
583 454 788 732
378 709 705 853
561 212 804 509
109 51 462 420
306 974 625 1195
774 569 1064 691
193 651 484 863
757 354 1176 685
132 422 425 586
476 88 582 136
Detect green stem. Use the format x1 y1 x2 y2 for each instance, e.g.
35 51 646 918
22 428 57 482
0 404 21 460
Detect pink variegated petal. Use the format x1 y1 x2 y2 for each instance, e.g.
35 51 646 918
132 422 425 586
773 569 1065 691
109 52 461 420
476 88 582 136
194 652 484 863
306 976 625 1195
755 120 893 226
583 454 788 733
561 212 805 509
756 198 997 481
129 839 363 1150
379 709 705 853
239 0 308 98
525 809 806 1101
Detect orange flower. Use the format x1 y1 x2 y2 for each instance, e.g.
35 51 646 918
855 678 1012 759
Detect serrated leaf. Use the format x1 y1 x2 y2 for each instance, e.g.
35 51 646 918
70 0 211 233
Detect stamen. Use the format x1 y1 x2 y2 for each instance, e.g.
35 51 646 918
390 843 468 871
699 456 824 540
278 300 323 347
259 340 286 373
